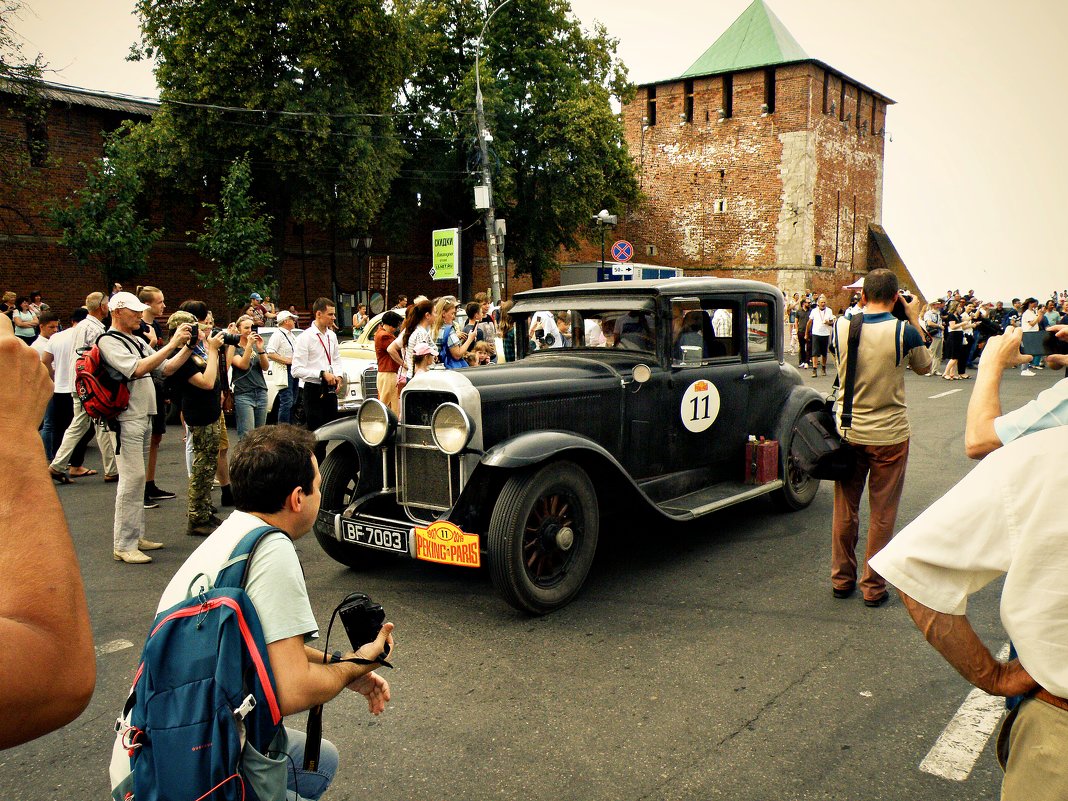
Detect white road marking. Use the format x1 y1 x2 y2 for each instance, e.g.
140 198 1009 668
928 389 964 399
95 639 134 656
919 643 1011 781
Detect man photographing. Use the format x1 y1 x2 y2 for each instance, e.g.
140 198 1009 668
148 425 395 797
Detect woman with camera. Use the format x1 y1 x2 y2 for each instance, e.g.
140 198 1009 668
431 296 475 369
227 315 269 439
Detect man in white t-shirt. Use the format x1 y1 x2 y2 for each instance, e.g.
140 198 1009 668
266 311 299 423
30 310 60 459
1019 297 1042 375
806 295 836 377
156 425 395 800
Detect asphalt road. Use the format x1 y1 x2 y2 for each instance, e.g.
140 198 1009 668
0 366 1057 801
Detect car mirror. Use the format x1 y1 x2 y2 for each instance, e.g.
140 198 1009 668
632 364 651 384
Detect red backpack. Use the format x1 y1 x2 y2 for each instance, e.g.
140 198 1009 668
74 332 137 422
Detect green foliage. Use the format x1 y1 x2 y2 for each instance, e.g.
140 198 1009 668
130 0 409 284
0 2 53 219
191 156 275 313
49 131 161 288
398 0 640 287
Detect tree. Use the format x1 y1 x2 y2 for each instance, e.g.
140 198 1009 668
0 2 53 233
129 0 410 287
191 155 275 314
49 131 161 289
397 0 640 287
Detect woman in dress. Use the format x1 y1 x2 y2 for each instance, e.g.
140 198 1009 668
227 314 269 439
942 301 963 380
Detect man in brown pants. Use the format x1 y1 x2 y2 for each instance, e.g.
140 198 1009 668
828 269 931 606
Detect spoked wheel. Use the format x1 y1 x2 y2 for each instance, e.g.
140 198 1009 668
489 460 599 614
773 413 821 511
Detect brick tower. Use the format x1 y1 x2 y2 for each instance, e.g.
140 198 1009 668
616 0 910 304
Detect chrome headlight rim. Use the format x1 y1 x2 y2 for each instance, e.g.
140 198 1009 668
431 402 474 455
356 398 397 447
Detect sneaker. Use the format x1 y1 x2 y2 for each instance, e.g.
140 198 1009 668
1021 369 1036 376
113 549 152 564
1034 364 1044 370
137 538 164 551
146 483 177 500
143 497 160 509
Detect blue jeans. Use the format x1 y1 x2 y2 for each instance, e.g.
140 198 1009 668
234 388 267 440
277 373 297 424
284 727 338 801
39 395 55 460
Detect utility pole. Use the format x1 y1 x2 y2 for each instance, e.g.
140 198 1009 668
474 0 513 304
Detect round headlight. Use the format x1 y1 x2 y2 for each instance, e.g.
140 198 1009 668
357 398 395 447
431 402 473 455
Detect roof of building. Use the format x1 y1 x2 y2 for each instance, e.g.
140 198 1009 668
640 0 893 104
679 0 807 79
0 77 158 117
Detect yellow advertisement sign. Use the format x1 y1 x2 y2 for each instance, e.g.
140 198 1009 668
431 227 459 282
414 521 481 568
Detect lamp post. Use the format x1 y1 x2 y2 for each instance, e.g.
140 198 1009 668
474 0 513 304
593 209 618 275
350 236 372 306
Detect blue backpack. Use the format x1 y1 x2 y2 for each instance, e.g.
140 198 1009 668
110 526 288 801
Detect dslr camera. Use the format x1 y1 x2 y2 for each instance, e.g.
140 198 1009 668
892 289 914 321
338 592 390 656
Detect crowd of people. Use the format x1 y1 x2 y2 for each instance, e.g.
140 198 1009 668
784 287 1068 381
5 270 1068 798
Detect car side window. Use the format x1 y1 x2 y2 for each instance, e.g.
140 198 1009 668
746 299 774 357
670 299 740 365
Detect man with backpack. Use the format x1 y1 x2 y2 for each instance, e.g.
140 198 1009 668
99 292 194 563
112 425 395 800
48 291 120 483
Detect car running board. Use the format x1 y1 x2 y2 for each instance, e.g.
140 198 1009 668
658 480 784 520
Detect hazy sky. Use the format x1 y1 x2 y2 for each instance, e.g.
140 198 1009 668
11 0 1065 300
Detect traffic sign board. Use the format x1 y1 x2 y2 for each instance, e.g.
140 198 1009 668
611 240 633 263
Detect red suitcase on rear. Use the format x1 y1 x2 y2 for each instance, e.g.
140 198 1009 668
745 436 778 484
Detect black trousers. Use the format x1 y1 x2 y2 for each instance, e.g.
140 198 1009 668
51 392 93 467
302 383 338 431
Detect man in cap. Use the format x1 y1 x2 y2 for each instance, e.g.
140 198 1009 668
48 292 120 483
248 292 267 326
99 292 194 562
923 298 945 375
266 310 299 423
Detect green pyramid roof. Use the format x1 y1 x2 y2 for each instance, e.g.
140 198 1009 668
679 0 810 79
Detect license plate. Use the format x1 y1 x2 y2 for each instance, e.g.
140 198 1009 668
414 521 481 568
340 518 409 554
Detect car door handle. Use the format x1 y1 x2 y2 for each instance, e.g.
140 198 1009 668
739 373 755 381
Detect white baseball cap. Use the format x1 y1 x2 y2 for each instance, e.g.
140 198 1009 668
276 310 296 323
109 291 150 312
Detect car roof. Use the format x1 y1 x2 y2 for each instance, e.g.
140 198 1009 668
514 277 781 301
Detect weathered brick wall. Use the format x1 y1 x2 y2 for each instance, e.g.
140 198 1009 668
590 61 888 311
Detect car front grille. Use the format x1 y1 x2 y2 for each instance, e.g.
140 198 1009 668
397 390 461 510
362 367 378 399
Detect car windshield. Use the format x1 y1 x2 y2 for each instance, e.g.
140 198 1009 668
512 302 658 356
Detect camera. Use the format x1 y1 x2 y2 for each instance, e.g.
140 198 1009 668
338 592 389 656
892 289 913 321
251 324 259 334
215 329 242 347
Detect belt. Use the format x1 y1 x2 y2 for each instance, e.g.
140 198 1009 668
1035 688 1068 712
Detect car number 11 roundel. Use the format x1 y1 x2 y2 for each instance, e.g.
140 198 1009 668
680 379 721 433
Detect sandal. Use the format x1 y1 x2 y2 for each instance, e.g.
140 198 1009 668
68 468 98 478
104 474 120 483
49 468 72 485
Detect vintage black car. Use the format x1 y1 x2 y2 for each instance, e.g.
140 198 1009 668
312 278 824 613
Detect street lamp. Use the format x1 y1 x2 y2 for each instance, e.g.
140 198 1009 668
350 236 372 307
593 209 618 273
474 0 514 304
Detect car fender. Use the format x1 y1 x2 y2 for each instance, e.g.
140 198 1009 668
774 385 826 467
314 415 382 490
471 430 663 521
